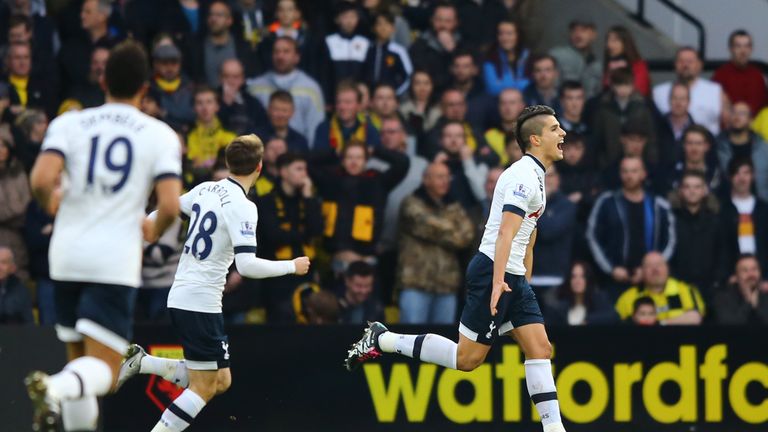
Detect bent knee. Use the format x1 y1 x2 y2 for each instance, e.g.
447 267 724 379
527 340 552 360
216 378 232 395
456 353 486 372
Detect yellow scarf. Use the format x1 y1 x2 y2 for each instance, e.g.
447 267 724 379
9 75 29 106
155 76 181 93
329 114 367 150
463 123 477 152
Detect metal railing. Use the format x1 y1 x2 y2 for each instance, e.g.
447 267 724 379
632 0 706 57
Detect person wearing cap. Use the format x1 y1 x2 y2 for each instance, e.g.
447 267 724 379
150 42 196 130
549 19 602 98
591 67 657 171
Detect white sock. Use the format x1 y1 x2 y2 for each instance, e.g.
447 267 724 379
48 357 113 400
141 356 189 388
152 389 206 432
61 396 99 431
378 332 458 369
525 359 562 427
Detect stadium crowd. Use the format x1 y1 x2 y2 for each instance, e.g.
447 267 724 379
1 0 767 327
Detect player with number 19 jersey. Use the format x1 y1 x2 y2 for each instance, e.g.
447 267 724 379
167 178 258 313
42 104 181 288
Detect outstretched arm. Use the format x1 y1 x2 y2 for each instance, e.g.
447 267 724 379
234 253 309 279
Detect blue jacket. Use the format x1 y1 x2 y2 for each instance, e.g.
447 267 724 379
482 49 530 96
586 190 676 274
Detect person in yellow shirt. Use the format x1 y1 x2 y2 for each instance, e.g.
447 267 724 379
186 86 236 184
484 88 525 166
616 251 705 324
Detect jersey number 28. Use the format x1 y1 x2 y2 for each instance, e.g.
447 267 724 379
184 203 217 260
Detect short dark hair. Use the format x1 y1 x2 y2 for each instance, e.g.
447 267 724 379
193 84 217 101
276 151 305 169
530 54 557 69
558 80 583 98
269 89 294 105
373 11 395 25
632 297 656 314
681 124 714 147
372 82 396 96
728 29 751 47
346 260 375 279
8 14 32 31
515 105 556 152
676 46 700 61
620 121 648 138
340 139 368 161
441 119 465 137
105 40 149 99
609 67 634 86
680 169 707 184
225 134 264 175
728 156 753 178
452 48 476 65
736 253 759 267
336 79 362 103
274 36 299 53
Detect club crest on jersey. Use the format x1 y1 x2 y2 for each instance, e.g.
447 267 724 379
240 222 255 238
513 183 531 199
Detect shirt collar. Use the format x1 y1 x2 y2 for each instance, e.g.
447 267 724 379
227 177 247 195
524 153 546 172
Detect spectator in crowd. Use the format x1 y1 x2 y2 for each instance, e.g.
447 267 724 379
409 1 464 91
150 42 196 130
653 47 727 135
155 0 206 43
314 81 380 151
592 68 657 171
484 88 525 166
434 121 489 217
0 4 56 62
362 11 413 96
185 86 237 185
549 18 602 98
233 0 272 49
58 46 108 113
600 123 661 193
337 260 384 324
714 254 768 325
666 124 722 194
0 136 30 280
713 30 767 116
23 200 53 324
545 261 619 326
58 0 119 95
397 161 474 324
481 166 505 222
557 133 597 220
615 251 705 325
247 36 325 145
425 89 495 166
139 218 183 323
254 90 309 153
455 0 507 46
449 50 491 132
0 246 33 324
5 41 55 118
523 54 561 113
295 286 340 325
558 80 588 135
194 0 258 88
602 25 650 96
630 297 657 326
587 157 676 297
217 58 268 136
311 140 408 274
257 0 319 78
11 108 46 173
371 116 427 303
399 69 441 138
358 0 412 48
252 136 287 197
322 2 370 101
717 101 768 201
482 19 530 96
255 152 323 322
671 170 724 301
369 83 399 129
531 165 577 294
720 158 768 277
655 81 693 169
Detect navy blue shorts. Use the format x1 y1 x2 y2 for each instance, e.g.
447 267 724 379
54 281 137 354
459 253 545 345
169 308 230 370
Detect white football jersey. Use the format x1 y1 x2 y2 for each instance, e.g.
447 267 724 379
42 103 182 288
479 154 547 275
167 178 258 313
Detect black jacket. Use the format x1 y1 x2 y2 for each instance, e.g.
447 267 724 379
218 86 268 136
254 124 309 154
310 147 408 256
671 206 726 299
0 275 33 324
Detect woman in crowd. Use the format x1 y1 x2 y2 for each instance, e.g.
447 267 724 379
483 19 530 95
399 69 441 138
602 25 650 96
545 261 619 325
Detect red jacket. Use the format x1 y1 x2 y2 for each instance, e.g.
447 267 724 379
713 62 768 115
